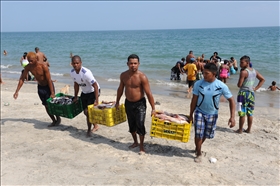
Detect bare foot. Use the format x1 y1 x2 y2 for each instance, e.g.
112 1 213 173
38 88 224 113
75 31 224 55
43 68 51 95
129 143 139 149
235 129 244 134
91 125 99 132
194 155 202 163
244 129 251 133
138 151 146 155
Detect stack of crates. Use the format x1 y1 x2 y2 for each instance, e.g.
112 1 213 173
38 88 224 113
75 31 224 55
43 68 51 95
46 93 83 119
150 115 192 143
88 104 126 127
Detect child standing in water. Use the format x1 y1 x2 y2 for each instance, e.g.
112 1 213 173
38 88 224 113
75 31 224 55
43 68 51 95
267 81 280 91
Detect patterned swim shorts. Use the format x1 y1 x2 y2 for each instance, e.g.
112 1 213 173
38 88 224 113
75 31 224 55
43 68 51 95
194 110 218 139
237 90 255 117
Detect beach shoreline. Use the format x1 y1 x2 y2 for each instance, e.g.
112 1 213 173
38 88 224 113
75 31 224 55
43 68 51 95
1 78 279 185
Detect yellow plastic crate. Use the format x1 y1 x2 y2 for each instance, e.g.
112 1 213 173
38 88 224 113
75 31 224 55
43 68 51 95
150 115 192 143
88 104 126 127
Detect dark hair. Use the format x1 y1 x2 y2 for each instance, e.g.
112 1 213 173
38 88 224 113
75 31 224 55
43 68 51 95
272 81 276 86
72 55 81 62
35 47 39 51
214 52 218 55
240 55 250 63
127 54 139 62
230 57 234 60
204 63 217 74
23 52 27 56
224 60 229 65
189 50 193 54
181 57 185 61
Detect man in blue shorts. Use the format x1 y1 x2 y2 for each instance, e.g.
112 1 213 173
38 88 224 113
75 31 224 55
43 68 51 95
236 55 265 134
189 63 236 163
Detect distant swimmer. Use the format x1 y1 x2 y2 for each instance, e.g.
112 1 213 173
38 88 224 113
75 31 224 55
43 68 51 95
267 81 280 91
3 50 7 55
35 47 50 67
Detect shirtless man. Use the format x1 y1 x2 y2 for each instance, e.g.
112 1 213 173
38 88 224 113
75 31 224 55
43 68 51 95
230 57 238 71
186 50 195 64
35 47 50 67
13 52 61 127
196 57 204 80
115 54 156 154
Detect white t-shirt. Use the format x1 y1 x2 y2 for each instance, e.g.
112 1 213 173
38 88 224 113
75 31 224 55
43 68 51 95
70 66 100 94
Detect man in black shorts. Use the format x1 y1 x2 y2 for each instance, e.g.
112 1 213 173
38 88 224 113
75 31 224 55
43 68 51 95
70 55 100 137
13 52 61 127
115 54 156 154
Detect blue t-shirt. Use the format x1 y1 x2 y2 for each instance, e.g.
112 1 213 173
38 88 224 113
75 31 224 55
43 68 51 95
193 79 233 115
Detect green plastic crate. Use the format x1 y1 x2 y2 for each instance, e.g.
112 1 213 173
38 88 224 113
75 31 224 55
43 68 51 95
46 93 83 119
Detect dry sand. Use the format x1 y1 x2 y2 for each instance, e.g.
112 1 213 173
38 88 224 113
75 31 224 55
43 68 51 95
1 78 279 185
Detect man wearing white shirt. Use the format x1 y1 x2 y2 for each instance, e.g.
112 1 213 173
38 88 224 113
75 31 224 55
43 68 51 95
70 55 100 137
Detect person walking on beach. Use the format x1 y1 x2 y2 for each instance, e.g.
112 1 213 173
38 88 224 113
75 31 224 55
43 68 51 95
189 63 236 163
115 54 156 154
35 47 50 67
236 55 265 134
70 55 100 137
13 52 61 127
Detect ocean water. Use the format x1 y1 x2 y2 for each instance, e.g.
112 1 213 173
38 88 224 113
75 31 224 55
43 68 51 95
1 27 279 108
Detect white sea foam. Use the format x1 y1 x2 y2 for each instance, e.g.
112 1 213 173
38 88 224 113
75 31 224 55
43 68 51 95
1 70 21 75
0 65 12 69
50 72 64 76
107 78 120 82
155 80 188 88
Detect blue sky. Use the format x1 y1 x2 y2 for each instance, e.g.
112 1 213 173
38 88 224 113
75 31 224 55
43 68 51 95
1 1 279 32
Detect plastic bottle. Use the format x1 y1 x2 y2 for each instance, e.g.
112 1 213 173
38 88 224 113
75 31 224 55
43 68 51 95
238 102 242 111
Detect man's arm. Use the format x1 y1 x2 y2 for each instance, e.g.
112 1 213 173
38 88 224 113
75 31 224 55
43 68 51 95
141 74 155 115
13 69 28 99
237 69 247 88
253 71 265 91
227 96 236 128
92 82 99 106
189 94 198 123
43 64 55 98
115 74 124 108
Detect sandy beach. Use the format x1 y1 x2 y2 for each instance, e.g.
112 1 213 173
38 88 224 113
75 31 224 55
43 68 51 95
1 78 279 185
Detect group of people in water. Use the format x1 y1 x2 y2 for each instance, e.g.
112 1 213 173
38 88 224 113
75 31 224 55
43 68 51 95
171 51 238 83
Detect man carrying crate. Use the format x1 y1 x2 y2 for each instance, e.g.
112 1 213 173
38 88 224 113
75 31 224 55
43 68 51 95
13 52 61 127
189 63 236 163
70 55 100 137
115 54 156 154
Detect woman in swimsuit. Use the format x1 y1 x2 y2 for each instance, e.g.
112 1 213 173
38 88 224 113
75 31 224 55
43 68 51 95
219 60 229 83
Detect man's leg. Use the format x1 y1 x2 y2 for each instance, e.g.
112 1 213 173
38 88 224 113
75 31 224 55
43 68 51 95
84 108 93 137
139 135 145 152
236 116 245 133
245 115 253 133
45 105 58 127
129 132 139 148
194 137 206 163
